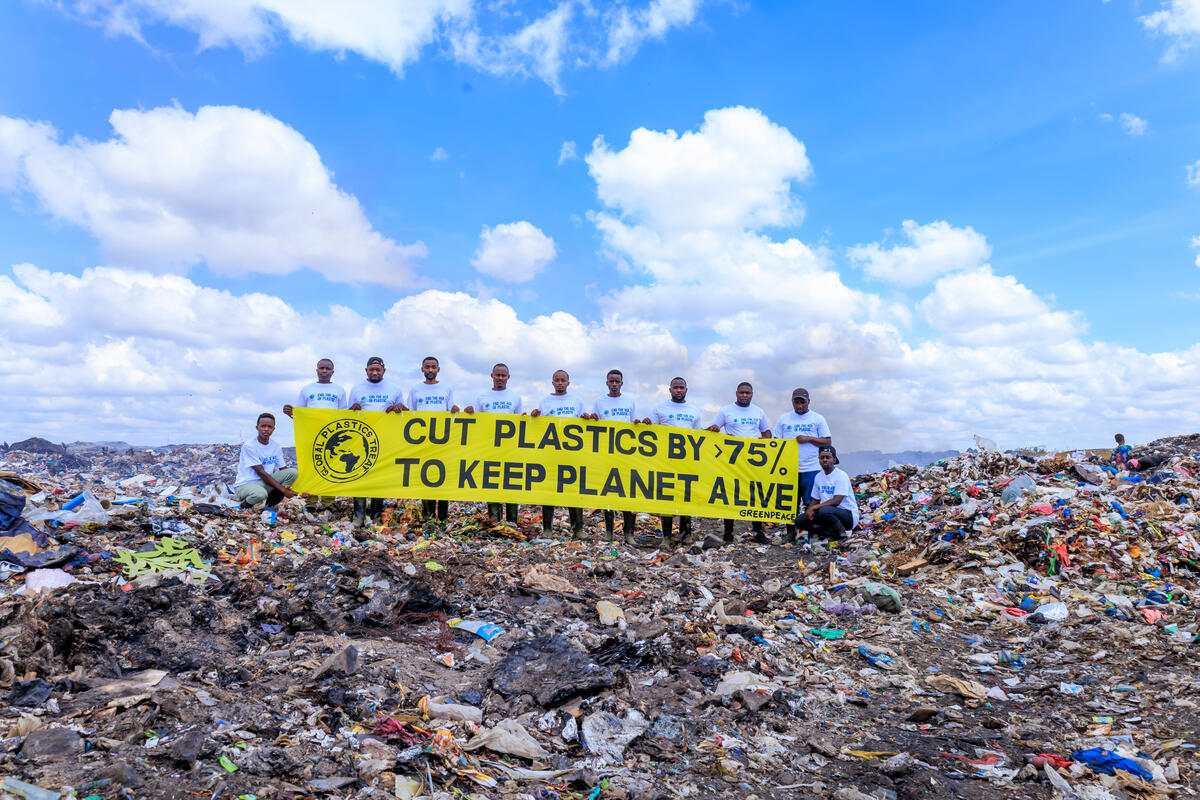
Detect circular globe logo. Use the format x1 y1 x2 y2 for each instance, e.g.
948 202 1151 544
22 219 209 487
313 419 379 482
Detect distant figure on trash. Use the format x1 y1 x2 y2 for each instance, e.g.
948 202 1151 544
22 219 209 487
1112 433 1132 469
233 413 299 509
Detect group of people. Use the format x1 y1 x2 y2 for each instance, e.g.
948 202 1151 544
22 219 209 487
231 356 860 548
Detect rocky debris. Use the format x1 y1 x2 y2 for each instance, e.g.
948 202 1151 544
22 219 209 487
0 434 1199 798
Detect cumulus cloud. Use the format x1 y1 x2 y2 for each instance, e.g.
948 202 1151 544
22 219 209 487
5 104 1199 454
0 263 687 444
1119 112 1149 136
1141 0 1200 61
1187 159 1200 186
1192 235 1200 267
471 221 557 281
586 106 812 231
430 146 449 161
0 105 425 285
60 0 706 93
918 266 1083 345
849 220 991 286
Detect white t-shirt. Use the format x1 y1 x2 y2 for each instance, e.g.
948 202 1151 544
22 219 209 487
812 467 859 528
592 394 639 423
711 403 770 438
408 382 455 412
475 388 522 414
538 393 584 417
650 400 703 429
297 381 347 410
772 410 831 472
234 437 287 488
348 379 403 412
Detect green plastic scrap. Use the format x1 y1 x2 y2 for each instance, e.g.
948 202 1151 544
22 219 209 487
810 628 846 640
218 755 239 772
112 537 212 583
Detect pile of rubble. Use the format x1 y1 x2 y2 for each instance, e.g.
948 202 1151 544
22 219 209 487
1 434 1199 800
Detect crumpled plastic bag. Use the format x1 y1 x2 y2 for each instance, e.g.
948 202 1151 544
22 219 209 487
926 675 988 706
857 582 903 612
520 563 578 594
1071 748 1153 781
581 709 649 765
712 670 780 696
463 719 549 761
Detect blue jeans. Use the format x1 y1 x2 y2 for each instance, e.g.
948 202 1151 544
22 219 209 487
798 470 819 505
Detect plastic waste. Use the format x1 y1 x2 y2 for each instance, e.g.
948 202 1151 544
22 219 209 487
1 777 58 800
581 709 649 765
1071 748 1153 781
418 695 483 723
463 718 550 760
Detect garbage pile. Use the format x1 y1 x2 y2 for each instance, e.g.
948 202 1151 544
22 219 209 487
1 434 1199 800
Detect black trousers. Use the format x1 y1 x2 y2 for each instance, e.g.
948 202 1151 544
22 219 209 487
795 506 853 539
661 515 692 540
421 499 449 521
723 518 763 536
353 497 383 519
542 505 584 533
487 503 518 523
604 509 636 538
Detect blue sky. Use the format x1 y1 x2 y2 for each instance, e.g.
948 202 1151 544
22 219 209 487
1 0 1198 450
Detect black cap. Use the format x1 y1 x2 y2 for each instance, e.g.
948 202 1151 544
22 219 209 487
366 356 385 367
818 444 839 464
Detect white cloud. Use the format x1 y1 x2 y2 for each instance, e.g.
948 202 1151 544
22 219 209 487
0 105 424 285
1187 159 1200 186
64 0 472 74
0 263 688 444
471 221 557 281
849 220 991 286
918 266 1083 345
1097 113 1113 122
1141 0 1200 61
430 146 449 161
558 140 577 165
60 0 707 93
5 105 1200 455
603 0 703 65
586 106 812 231
1119 112 1149 136
1192 235 1200 267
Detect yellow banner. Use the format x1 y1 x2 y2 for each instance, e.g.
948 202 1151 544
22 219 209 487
292 408 800 522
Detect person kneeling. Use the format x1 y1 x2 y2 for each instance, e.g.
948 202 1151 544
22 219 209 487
788 445 858 543
234 413 299 509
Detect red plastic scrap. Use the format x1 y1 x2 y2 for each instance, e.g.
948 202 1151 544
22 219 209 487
1033 754 1074 770
371 718 418 746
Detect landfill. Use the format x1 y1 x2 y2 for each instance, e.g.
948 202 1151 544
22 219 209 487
1 432 1200 800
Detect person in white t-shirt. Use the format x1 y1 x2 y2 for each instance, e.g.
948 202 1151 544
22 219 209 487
707 381 773 544
793 445 858 541
582 369 644 545
233 413 299 508
465 363 523 524
408 355 459 522
283 358 346 418
650 377 703 548
347 356 405 528
530 369 586 539
771 387 832 543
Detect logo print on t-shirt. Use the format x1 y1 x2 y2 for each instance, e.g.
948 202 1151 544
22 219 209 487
313 419 380 483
